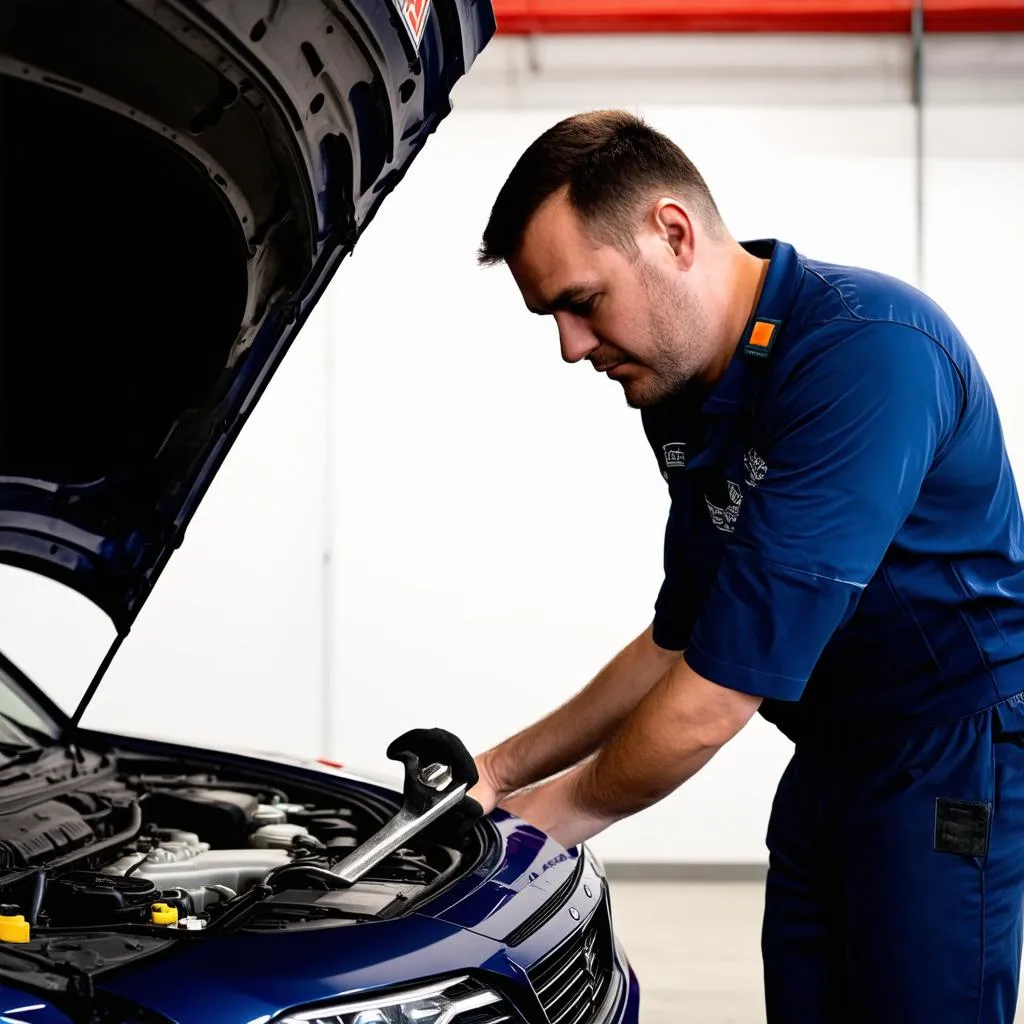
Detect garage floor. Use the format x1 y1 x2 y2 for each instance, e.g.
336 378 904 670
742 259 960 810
606 881 1024 1022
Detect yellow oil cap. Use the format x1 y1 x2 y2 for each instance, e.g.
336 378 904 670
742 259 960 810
151 902 179 926
0 914 30 943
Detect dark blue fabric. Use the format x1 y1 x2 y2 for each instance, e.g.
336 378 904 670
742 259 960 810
761 696 1024 1022
642 239 1024 744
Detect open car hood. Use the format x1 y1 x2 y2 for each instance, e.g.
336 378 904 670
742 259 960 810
0 0 494 633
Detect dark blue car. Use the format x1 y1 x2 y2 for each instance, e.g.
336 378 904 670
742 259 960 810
0 1 641 1021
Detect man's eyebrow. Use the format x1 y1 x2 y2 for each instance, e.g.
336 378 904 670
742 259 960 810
527 284 598 316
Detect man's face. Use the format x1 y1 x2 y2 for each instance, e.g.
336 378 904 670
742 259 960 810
508 192 709 409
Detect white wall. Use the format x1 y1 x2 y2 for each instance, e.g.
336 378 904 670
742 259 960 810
923 104 1024 473
0 33 1021 864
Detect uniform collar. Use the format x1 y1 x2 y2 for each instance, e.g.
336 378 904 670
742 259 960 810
700 239 801 415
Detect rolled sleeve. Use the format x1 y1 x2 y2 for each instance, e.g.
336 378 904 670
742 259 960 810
688 321 963 702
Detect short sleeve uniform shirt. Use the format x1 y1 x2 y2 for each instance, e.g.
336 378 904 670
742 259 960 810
642 239 1024 744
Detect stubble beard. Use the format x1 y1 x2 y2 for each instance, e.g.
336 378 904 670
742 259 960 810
622 262 708 410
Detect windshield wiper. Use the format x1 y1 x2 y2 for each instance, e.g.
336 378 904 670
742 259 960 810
0 744 79 785
0 745 45 771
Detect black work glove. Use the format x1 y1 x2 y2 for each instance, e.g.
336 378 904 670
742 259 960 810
386 727 484 838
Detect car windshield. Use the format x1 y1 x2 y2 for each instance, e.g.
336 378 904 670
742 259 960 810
0 663 59 745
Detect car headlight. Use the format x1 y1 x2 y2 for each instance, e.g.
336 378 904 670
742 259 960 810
275 976 508 1024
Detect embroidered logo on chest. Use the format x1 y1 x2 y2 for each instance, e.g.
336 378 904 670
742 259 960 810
705 449 767 533
662 442 687 470
705 481 743 533
744 448 767 488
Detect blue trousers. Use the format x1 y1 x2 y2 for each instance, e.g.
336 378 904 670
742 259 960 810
762 696 1024 1022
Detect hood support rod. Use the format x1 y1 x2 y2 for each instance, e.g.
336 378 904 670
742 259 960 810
65 629 130 740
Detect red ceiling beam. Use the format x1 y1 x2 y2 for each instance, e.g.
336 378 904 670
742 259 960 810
491 1 1024 34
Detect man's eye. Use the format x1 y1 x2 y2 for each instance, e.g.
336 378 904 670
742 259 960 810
570 296 597 317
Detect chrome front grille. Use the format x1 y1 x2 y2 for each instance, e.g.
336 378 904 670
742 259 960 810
526 897 614 1024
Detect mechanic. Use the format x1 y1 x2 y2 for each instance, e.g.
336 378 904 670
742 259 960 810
465 110 1024 1022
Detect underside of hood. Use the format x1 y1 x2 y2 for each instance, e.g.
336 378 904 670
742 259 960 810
0 0 494 631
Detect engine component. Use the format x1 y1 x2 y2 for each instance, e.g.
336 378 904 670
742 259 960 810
249 824 310 850
306 817 359 844
160 884 235 916
275 803 309 818
45 871 158 927
253 804 287 826
103 847 289 892
0 800 94 869
135 830 210 864
0 905 30 943
285 805 354 825
150 902 178 926
141 789 258 848
60 792 106 816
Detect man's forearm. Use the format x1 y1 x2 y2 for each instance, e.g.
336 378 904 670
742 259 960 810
502 654 763 847
481 624 680 797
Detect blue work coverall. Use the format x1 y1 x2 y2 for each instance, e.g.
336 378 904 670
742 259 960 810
642 239 1024 1021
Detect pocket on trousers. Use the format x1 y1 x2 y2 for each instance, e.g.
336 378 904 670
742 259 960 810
934 797 992 857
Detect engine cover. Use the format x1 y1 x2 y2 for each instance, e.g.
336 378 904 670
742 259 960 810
0 799 93 868
46 871 159 926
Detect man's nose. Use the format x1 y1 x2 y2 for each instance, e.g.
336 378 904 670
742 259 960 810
556 314 599 364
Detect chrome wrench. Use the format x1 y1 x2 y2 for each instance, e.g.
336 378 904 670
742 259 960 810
331 728 482 886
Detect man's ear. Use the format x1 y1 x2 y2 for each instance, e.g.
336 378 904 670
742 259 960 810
649 198 696 270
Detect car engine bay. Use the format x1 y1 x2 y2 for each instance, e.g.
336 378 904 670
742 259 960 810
0 751 485 942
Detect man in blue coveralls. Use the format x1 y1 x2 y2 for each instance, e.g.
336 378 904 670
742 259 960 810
466 110 1024 1021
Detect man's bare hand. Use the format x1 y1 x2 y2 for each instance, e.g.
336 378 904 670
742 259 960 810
467 752 508 815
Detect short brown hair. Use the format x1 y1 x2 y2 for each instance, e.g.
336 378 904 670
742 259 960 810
477 109 723 266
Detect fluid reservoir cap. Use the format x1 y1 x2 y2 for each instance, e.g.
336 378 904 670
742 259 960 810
151 902 179 926
250 823 310 850
0 914 29 943
253 804 288 826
